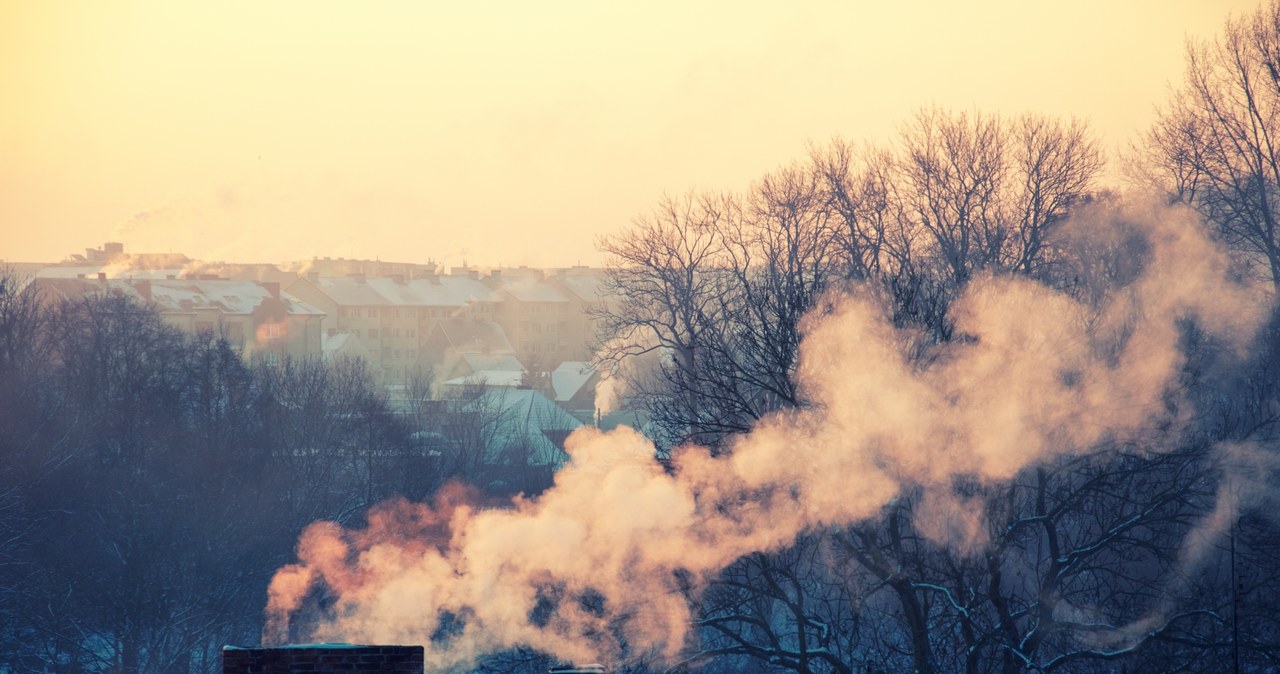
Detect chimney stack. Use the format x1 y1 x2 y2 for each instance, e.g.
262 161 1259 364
222 645 423 674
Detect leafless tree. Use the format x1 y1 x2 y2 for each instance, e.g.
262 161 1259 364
1140 0 1280 288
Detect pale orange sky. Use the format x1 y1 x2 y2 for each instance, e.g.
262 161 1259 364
0 0 1260 267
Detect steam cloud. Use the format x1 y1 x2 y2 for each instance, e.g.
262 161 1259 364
264 201 1269 670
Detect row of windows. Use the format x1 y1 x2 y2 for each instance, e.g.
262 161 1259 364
525 304 568 314
337 306 481 320
356 328 416 340
520 342 573 354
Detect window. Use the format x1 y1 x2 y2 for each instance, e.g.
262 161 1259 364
406 349 416 359
263 351 279 366
407 329 415 338
339 307 349 318
369 329 380 339
195 321 214 333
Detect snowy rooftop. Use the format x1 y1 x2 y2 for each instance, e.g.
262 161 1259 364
496 276 569 303
145 280 323 316
434 319 515 355
555 271 610 303
551 361 597 402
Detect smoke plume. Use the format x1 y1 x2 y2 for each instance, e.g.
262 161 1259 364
264 201 1269 670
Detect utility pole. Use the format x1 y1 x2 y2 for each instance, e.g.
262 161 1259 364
1231 503 1241 674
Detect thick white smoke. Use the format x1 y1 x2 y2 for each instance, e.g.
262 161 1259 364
263 201 1269 670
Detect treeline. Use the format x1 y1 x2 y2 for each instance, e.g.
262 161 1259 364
0 281 541 673
586 5 1280 673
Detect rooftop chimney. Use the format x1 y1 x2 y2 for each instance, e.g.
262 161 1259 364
97 272 107 281
222 645 423 674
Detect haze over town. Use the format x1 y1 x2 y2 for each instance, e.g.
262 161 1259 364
0 0 1258 267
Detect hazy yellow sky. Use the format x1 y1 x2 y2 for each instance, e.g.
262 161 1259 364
0 1 1260 267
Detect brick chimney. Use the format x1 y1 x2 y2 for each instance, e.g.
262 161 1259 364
222 645 423 674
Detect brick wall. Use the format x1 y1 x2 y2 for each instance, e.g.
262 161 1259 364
222 645 424 674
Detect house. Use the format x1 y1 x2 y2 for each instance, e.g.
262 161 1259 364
550 361 602 424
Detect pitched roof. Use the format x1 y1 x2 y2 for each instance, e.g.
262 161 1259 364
435 318 515 354
551 361 597 402
322 331 370 360
444 370 525 388
466 387 582 467
462 352 525 373
311 277 393 306
29 278 144 303
144 280 323 316
554 270 609 303
496 276 570 303
35 265 186 280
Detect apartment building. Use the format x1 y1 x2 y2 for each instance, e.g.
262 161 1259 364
286 271 502 384
486 268 574 370
31 277 325 363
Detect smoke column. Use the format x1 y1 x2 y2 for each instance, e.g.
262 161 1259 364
264 201 1269 670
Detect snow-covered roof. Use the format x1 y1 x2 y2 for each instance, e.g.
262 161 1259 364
322 331 369 360
466 387 582 467
435 319 515 355
29 277 145 302
143 279 322 316
410 276 501 305
463 352 525 373
305 274 501 308
35 265 186 280
555 271 608 303
280 293 325 316
551 361 596 402
312 277 394 306
497 276 569 303
444 369 525 388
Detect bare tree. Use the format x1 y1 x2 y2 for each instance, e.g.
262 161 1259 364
1141 0 1280 288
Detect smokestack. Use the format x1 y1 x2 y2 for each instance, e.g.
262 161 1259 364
262 281 281 299
222 645 423 674
134 279 151 301
97 272 106 281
